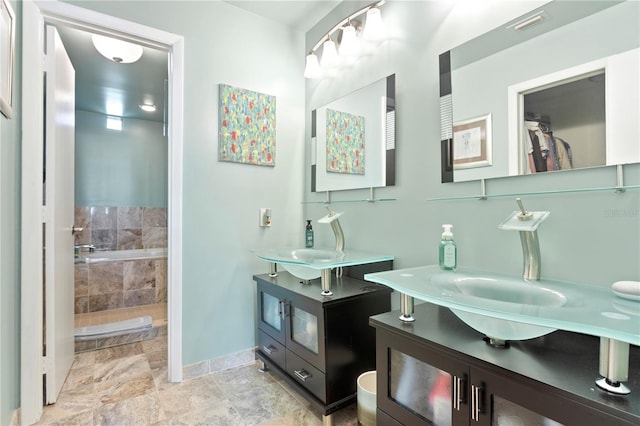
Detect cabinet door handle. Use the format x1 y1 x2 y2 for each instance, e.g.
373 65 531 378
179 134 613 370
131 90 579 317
471 383 483 422
453 375 465 411
279 301 285 320
294 369 312 382
261 345 277 354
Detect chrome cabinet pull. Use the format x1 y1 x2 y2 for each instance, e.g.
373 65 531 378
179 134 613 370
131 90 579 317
294 369 312 382
261 345 276 354
453 375 464 411
279 301 286 320
471 384 483 422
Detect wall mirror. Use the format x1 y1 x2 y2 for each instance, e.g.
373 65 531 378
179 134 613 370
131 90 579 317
439 0 639 183
311 74 395 192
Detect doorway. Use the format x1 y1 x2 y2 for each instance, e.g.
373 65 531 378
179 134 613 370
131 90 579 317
21 1 184 424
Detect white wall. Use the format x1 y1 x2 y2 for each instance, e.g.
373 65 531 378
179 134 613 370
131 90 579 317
66 0 307 365
304 0 640 312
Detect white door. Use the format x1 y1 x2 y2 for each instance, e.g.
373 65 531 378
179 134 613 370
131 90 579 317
44 24 76 404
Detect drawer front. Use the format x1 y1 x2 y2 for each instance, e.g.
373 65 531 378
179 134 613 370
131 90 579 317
258 330 286 371
286 350 327 403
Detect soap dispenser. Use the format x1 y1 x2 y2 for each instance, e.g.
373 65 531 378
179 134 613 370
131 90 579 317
305 220 314 248
439 224 457 271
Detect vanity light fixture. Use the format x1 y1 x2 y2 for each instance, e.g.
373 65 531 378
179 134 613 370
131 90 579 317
92 34 143 64
304 0 386 79
139 103 157 112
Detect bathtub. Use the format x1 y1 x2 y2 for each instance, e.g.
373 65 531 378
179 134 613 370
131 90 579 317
77 248 167 263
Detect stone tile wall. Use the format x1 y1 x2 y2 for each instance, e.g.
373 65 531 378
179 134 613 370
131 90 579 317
74 206 167 250
74 206 168 314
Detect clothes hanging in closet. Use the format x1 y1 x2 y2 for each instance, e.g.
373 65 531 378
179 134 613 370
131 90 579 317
524 120 573 174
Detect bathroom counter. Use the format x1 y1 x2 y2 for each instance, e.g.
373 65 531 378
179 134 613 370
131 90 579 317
370 302 640 425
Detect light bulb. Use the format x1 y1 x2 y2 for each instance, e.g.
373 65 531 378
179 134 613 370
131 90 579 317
304 53 322 79
321 39 339 68
339 25 359 57
363 7 384 41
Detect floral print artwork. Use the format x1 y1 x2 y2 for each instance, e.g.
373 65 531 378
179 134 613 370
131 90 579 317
219 84 276 166
326 109 365 175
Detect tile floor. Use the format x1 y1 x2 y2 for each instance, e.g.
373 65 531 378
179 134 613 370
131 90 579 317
35 335 358 425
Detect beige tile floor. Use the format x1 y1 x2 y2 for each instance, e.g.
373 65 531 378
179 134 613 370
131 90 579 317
35 335 358 425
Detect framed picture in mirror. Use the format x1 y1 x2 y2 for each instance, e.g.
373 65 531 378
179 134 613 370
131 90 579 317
453 113 492 170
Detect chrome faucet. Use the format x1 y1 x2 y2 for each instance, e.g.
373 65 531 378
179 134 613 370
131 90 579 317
499 198 550 281
318 207 345 251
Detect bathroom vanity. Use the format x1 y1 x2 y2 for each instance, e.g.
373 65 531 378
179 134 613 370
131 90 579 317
253 265 392 418
370 303 640 425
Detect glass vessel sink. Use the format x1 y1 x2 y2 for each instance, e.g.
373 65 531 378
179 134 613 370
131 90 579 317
253 248 394 281
365 265 640 345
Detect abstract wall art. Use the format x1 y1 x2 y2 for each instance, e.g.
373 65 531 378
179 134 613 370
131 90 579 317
218 84 276 166
326 108 365 175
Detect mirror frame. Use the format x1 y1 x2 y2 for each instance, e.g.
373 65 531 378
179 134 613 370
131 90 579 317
311 74 396 192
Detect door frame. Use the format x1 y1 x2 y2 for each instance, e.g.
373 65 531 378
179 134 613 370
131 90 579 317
21 1 184 424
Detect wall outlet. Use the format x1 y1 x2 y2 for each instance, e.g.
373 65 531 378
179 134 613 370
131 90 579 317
259 208 272 227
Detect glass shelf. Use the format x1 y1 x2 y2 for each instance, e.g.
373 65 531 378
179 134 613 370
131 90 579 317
302 198 396 205
365 265 640 346
427 185 639 202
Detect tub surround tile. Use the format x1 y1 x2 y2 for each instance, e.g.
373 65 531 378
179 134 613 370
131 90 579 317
124 288 156 307
73 207 91 246
89 292 124 312
90 229 117 251
116 228 142 250
155 259 167 303
88 263 123 295
117 207 142 229
90 206 117 230
75 340 97 353
142 227 167 249
143 207 167 227
74 264 88 296
124 260 156 290
74 296 89 315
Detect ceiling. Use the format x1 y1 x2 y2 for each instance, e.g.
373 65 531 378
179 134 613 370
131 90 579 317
54 1 339 125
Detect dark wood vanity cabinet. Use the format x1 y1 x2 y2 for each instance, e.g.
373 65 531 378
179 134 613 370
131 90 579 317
254 268 392 415
371 303 640 426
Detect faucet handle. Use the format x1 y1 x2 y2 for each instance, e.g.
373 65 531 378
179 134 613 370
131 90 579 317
515 198 534 221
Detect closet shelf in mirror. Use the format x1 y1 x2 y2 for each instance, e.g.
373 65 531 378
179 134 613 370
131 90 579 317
427 185 640 202
303 198 396 205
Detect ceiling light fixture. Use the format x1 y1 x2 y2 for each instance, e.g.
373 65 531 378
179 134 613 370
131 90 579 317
304 0 386 79
139 103 157 112
92 34 143 64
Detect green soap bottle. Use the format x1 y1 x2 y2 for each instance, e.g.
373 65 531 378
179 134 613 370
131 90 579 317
305 220 314 248
439 224 457 271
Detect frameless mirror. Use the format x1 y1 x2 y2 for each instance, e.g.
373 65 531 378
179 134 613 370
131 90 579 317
311 74 395 192
439 1 639 183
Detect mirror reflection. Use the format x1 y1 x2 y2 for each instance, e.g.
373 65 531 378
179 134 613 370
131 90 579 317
440 1 639 183
311 74 395 192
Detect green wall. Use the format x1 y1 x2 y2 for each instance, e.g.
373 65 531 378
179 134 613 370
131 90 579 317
75 110 168 207
304 0 639 299
0 0 21 423
65 0 307 366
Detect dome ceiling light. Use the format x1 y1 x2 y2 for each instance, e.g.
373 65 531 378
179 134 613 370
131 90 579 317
91 34 144 64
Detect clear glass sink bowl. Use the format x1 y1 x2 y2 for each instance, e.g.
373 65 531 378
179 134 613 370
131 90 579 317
364 265 640 346
444 276 568 341
253 248 394 281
